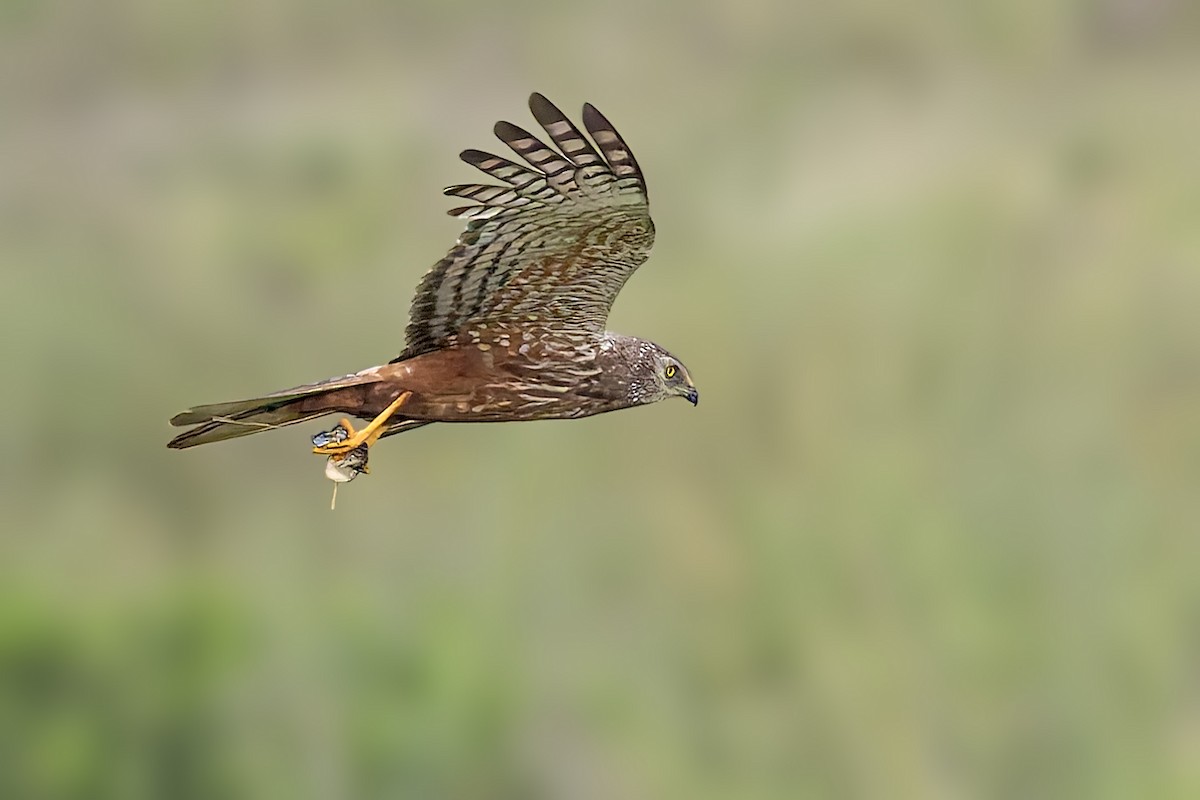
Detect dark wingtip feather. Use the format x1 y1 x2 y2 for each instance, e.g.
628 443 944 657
581 103 619 140
460 148 489 165
493 120 517 141
528 94 604 169
528 92 559 121
581 101 648 199
581 102 602 125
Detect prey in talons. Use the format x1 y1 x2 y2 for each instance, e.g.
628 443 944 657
313 423 371 483
311 392 410 508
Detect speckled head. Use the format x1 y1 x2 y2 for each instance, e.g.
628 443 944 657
619 337 698 407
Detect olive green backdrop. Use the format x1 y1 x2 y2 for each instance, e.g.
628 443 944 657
2 1 1199 797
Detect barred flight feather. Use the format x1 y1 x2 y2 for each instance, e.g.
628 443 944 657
397 93 654 361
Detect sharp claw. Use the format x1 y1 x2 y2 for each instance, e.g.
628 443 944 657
312 423 350 449
312 422 361 455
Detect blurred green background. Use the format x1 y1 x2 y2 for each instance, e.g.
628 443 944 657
2 1 1199 797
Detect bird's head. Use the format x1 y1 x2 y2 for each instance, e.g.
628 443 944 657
626 340 698 407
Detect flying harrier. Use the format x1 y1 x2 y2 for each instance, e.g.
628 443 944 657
168 93 697 476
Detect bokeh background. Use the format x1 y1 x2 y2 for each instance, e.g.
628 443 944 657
3 1 1200 797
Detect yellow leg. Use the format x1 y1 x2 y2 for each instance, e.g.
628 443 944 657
312 392 411 456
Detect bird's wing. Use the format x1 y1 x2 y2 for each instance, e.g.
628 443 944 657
397 93 654 359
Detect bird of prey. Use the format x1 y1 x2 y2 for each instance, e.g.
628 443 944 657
167 93 697 479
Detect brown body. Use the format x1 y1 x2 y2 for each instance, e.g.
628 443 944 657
315 330 630 425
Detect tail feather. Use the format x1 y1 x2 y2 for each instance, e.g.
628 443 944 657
166 405 329 449
167 372 381 450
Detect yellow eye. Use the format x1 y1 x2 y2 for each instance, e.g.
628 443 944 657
665 364 677 379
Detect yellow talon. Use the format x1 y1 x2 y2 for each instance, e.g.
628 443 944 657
312 392 411 456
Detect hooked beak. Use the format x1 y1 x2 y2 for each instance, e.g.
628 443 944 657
684 385 699 406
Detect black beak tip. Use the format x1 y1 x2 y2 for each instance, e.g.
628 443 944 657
685 387 699 406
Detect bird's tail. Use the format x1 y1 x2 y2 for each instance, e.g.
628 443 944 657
167 373 379 449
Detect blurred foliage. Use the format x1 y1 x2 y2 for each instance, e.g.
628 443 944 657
2 0 1200 798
